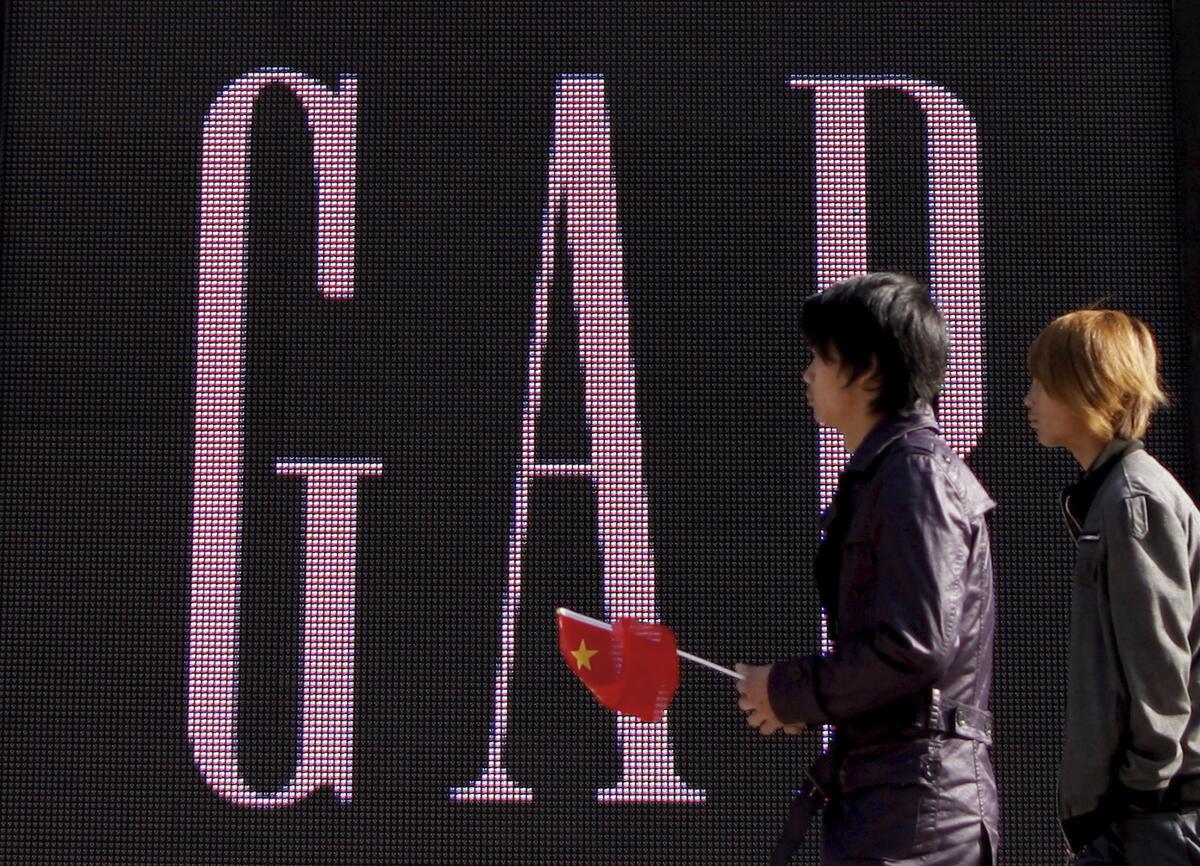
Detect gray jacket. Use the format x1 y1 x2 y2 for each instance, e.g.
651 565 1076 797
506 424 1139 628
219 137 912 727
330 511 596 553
1060 439 1200 845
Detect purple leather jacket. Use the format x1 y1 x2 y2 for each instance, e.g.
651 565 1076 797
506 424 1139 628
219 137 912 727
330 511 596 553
768 410 1000 863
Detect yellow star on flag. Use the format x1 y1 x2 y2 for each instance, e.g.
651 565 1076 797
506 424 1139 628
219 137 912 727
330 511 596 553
571 639 599 671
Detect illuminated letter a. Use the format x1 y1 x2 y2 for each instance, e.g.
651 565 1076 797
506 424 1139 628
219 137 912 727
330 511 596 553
453 76 702 804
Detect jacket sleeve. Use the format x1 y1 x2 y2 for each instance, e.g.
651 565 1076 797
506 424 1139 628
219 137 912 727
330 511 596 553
1103 493 1194 791
768 453 970 725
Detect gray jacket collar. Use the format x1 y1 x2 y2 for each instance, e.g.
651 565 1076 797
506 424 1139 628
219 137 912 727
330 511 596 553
1062 438 1144 537
1086 438 1138 476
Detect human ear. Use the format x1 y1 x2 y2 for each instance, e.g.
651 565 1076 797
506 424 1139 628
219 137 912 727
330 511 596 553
858 355 884 394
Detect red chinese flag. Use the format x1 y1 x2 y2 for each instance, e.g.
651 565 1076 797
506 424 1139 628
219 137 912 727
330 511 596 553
556 614 680 723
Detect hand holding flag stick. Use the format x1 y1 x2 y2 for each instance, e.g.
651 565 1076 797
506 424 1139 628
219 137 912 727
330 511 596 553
734 662 808 736
556 607 807 735
556 607 743 723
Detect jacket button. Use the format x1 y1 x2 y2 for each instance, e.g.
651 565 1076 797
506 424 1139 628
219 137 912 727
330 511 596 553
922 759 941 781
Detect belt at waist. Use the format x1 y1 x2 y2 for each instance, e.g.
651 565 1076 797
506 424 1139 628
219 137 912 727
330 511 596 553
1118 775 1200 813
838 689 994 748
917 688 993 746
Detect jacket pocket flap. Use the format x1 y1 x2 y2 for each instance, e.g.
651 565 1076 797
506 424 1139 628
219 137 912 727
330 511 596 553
1124 496 1148 540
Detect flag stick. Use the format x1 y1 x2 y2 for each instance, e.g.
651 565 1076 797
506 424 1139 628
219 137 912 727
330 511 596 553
556 606 744 680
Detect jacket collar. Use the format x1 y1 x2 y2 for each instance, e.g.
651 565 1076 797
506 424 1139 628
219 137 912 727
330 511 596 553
843 405 941 476
1085 438 1139 476
1061 438 1144 537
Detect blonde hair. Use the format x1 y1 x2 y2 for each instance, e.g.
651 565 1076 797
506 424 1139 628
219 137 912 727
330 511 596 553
1028 309 1166 440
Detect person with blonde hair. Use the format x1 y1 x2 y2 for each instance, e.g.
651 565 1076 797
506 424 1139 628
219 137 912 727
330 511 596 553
1025 309 1200 863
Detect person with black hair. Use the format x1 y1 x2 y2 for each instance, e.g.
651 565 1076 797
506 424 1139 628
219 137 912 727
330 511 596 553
735 273 999 865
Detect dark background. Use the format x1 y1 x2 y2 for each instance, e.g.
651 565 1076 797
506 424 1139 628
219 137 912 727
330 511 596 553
2 1 1195 863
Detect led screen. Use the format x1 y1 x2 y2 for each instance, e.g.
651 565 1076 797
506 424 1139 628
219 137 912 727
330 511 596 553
1 2 1188 863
